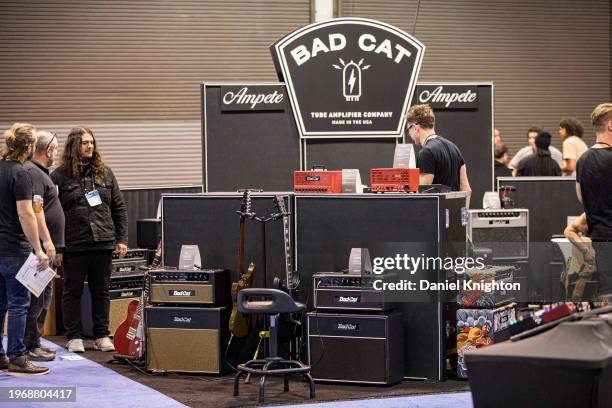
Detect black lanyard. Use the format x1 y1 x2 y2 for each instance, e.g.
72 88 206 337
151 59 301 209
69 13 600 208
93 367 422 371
595 141 612 148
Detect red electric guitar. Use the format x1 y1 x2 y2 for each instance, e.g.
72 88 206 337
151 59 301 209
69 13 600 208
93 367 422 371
113 241 160 359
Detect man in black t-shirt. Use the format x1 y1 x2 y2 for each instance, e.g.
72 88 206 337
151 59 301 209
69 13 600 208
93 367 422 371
23 130 65 362
576 103 612 296
0 123 50 376
405 104 472 207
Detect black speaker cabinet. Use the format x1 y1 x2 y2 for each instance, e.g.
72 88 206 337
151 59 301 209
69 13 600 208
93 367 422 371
466 315 612 408
145 306 230 374
137 218 161 248
307 311 404 385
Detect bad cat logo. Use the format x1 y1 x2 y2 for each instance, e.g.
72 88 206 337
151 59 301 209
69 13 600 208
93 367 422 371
333 58 370 101
271 18 425 138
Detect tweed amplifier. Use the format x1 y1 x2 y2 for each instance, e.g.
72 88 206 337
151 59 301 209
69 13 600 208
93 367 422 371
307 311 404 384
82 274 145 337
467 209 529 260
146 306 230 374
313 272 397 311
148 269 229 306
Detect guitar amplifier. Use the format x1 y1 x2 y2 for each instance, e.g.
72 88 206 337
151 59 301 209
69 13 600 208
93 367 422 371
112 248 148 261
146 306 230 374
82 274 145 337
307 311 404 384
313 272 397 311
112 259 148 278
370 168 420 193
294 170 342 193
467 209 529 260
148 269 229 306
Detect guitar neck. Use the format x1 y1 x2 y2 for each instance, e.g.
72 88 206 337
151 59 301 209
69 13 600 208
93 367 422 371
238 218 246 275
282 213 295 289
135 273 148 321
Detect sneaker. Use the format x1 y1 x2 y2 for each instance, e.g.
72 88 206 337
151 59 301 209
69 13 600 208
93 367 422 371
8 356 49 376
39 345 57 354
66 339 85 353
27 348 56 362
0 355 8 370
94 337 115 352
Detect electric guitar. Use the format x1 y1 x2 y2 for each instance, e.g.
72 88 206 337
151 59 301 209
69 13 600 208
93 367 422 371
113 241 160 358
273 195 299 296
229 191 256 338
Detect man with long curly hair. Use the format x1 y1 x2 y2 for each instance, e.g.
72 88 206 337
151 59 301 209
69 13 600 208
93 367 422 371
51 127 128 353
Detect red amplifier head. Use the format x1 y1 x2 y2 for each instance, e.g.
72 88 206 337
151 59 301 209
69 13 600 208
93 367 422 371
294 170 343 193
370 168 420 193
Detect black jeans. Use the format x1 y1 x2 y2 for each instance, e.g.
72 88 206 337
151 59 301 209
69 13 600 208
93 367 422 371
593 241 612 296
63 250 112 340
24 280 53 350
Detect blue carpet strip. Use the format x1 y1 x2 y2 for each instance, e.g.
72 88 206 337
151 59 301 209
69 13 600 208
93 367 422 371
272 391 473 408
0 338 186 408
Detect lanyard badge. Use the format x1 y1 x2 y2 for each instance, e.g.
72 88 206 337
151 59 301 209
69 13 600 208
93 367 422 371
85 190 102 207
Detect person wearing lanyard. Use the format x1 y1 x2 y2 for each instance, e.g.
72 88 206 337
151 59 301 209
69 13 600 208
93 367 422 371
51 127 128 353
575 103 612 298
405 104 472 208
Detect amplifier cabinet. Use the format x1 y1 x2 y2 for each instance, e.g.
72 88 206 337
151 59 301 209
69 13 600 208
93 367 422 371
82 276 144 338
148 269 229 306
313 272 396 312
307 311 404 385
112 259 148 277
137 218 161 248
467 209 529 260
145 306 229 374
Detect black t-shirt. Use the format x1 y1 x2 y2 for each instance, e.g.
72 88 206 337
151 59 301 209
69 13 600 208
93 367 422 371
24 160 65 248
576 147 612 240
516 154 561 177
494 161 512 190
417 136 465 191
0 159 33 255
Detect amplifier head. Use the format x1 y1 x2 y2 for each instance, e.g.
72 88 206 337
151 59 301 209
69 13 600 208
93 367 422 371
467 209 529 260
148 269 229 306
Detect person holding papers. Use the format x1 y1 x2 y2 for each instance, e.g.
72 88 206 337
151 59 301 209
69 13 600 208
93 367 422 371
23 130 64 362
0 123 50 376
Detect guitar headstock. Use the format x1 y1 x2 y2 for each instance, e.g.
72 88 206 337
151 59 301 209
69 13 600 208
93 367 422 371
237 189 258 219
273 195 288 216
245 190 253 216
239 190 248 213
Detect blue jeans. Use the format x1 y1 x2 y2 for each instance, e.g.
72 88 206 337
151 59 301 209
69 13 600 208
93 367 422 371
0 256 31 361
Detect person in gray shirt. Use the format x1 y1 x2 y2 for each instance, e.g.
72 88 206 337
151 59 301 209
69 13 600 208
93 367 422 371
23 131 64 362
510 126 563 173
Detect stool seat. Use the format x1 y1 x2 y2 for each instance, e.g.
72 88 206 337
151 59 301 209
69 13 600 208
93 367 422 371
238 288 306 314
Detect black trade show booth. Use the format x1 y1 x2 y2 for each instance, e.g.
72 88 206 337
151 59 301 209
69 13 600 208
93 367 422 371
43 17 609 408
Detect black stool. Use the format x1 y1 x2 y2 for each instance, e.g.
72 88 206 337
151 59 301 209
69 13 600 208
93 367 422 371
233 288 315 403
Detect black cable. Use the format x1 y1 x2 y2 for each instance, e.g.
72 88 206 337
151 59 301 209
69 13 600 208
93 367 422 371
224 334 239 373
411 0 422 36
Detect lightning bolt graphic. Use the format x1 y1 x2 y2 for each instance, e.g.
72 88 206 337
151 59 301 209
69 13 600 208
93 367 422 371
348 69 356 93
